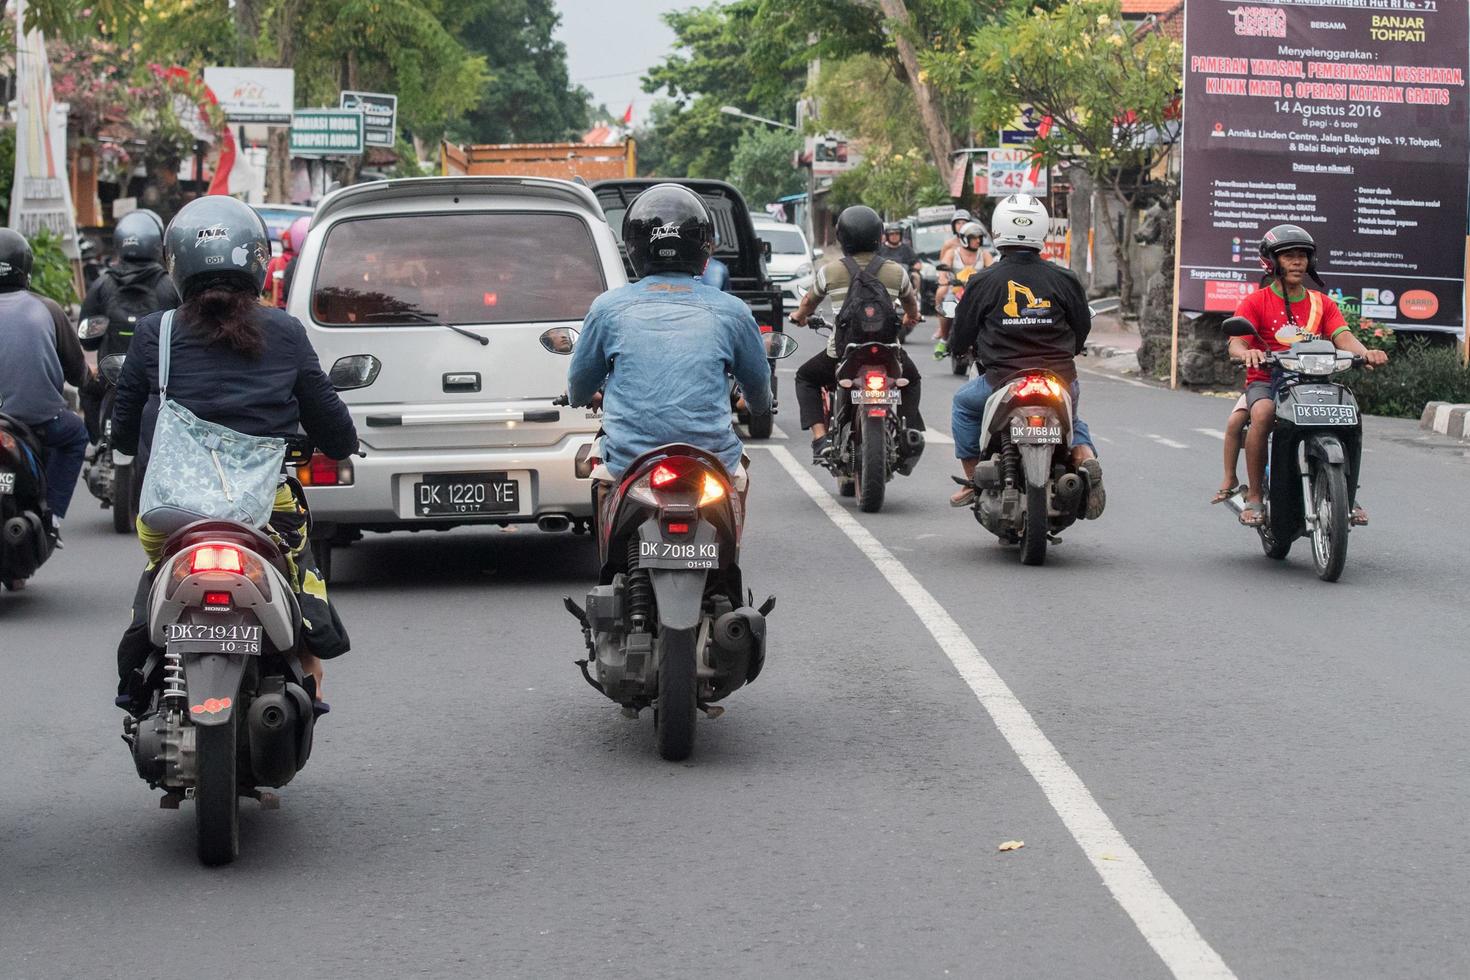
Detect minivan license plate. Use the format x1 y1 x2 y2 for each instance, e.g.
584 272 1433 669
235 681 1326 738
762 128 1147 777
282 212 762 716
1293 404 1357 426
0 471 13 495
415 473 519 516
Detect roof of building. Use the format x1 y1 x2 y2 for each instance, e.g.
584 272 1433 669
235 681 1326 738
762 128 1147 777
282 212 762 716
1129 0 1184 40
1121 0 1181 13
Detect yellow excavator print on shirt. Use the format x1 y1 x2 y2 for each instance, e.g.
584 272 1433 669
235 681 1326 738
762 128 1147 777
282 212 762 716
1004 281 1053 319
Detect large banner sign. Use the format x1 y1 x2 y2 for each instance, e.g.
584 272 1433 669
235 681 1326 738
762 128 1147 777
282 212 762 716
1179 0 1469 332
10 0 79 256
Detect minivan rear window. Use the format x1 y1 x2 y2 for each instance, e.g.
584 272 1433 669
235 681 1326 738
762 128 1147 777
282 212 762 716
311 212 606 326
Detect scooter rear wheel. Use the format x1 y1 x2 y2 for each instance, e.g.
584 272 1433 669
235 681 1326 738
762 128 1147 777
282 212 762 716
195 712 241 865
111 463 133 534
1019 481 1048 566
654 627 698 761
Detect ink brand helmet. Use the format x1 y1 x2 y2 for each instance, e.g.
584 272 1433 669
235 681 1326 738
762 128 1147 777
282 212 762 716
623 183 715 277
115 209 165 262
164 196 271 299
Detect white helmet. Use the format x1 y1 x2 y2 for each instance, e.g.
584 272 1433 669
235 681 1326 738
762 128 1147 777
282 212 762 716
991 194 1048 250
958 221 985 242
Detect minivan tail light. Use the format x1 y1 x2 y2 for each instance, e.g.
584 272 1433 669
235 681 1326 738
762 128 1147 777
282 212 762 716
297 452 353 486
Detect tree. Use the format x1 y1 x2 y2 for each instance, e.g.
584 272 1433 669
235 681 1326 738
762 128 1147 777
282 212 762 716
450 0 591 144
927 0 1181 307
727 127 802 209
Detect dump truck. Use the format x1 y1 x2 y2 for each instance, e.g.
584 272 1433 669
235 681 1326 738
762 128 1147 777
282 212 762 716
440 139 637 181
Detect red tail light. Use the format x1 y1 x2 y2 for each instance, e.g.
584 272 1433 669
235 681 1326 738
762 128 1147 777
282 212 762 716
865 373 887 391
203 591 233 608
1016 375 1063 399
666 522 691 535
0 430 16 452
296 453 353 487
650 463 681 488
190 545 244 574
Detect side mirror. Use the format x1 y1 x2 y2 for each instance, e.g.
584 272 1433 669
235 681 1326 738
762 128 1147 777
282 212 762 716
1221 316 1257 339
812 247 824 260
99 354 126 384
79 316 109 341
764 332 799 359
539 326 579 355
761 240 772 260
329 354 382 391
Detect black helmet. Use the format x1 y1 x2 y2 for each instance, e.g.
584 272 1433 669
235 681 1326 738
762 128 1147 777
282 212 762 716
623 183 714 277
164 196 270 299
115 209 165 262
836 206 883 255
0 229 34 290
1258 223 1324 288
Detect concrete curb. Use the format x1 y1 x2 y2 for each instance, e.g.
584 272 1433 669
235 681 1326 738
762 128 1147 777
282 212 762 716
1083 342 1141 373
1420 401 1470 440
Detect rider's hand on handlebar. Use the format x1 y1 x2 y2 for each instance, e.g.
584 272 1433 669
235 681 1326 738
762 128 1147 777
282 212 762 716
1240 348 1271 370
1363 349 1389 369
902 311 920 328
788 311 809 327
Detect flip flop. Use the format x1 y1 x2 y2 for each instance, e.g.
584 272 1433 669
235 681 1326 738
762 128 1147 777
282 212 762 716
1239 502 1266 527
1351 506 1369 527
950 481 976 508
1211 483 1246 505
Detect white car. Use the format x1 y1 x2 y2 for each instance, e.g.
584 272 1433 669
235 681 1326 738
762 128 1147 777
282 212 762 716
288 176 624 576
752 217 819 309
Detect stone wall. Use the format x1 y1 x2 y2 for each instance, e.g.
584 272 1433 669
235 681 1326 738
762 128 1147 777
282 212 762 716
1135 199 1240 387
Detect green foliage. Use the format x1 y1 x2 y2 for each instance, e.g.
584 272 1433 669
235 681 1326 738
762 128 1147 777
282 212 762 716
448 0 589 143
1351 341 1470 419
727 127 803 208
27 227 77 307
1341 307 1397 354
828 148 947 218
0 127 15 226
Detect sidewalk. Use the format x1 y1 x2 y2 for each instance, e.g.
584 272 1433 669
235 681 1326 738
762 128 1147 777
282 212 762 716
1082 312 1143 374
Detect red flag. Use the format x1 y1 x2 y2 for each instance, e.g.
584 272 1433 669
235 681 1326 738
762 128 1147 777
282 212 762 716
621 102 634 125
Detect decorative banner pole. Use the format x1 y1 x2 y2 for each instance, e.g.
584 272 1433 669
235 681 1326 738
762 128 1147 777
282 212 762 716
10 0 80 258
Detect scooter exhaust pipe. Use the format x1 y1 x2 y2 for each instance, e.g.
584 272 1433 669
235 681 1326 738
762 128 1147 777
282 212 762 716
537 514 572 533
713 607 769 684
247 691 301 788
1055 472 1083 505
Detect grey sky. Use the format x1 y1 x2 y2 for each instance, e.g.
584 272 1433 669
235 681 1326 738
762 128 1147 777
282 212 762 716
554 0 681 124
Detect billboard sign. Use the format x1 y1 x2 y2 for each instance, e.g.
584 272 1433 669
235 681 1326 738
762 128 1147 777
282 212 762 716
987 148 1047 197
289 109 365 157
10 0 78 255
339 90 398 148
1178 1 1469 332
807 134 860 179
999 105 1045 146
204 67 295 125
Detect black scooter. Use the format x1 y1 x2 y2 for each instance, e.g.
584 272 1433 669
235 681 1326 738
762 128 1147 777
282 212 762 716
79 335 140 534
0 402 55 591
1221 316 1365 582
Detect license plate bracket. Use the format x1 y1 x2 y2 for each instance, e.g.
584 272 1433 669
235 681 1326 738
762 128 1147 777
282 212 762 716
414 472 520 516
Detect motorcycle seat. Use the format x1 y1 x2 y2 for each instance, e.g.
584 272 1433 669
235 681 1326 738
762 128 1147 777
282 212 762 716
160 519 292 578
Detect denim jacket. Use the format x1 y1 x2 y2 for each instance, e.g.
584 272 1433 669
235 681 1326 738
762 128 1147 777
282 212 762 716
568 273 771 478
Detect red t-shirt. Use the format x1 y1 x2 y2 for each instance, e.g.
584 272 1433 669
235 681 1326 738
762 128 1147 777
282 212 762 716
1233 285 1348 383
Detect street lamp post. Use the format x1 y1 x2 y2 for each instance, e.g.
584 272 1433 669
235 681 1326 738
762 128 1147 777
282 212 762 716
719 105 798 132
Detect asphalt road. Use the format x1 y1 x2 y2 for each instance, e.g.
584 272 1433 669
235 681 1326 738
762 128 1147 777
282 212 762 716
2 349 1467 979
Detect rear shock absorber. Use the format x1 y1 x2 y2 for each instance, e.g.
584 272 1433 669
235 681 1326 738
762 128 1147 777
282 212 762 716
1001 442 1021 489
625 539 653 632
162 649 186 711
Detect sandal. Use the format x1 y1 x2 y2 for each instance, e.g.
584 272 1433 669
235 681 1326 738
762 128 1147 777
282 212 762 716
1211 483 1245 505
1351 506 1369 527
1239 502 1266 527
949 476 976 508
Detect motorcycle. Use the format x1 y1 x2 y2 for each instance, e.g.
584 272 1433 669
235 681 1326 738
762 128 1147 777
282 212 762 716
80 332 140 534
0 400 55 591
809 314 922 513
122 437 327 865
958 369 1093 566
731 328 791 439
1220 316 1365 582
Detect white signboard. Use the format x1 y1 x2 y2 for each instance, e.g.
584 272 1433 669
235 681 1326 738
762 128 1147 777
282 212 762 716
10 0 78 256
339 91 398 148
204 67 296 124
987 148 1047 197
807 134 861 179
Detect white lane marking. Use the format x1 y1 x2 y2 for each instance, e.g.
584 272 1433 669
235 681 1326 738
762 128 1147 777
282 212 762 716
1194 428 1227 441
759 443 1236 980
924 428 955 445
1146 434 1190 450
1097 436 1115 445
765 426 790 440
1079 365 1152 389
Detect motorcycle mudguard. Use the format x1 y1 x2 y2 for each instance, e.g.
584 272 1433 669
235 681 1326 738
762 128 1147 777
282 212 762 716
181 652 249 727
1304 434 1345 466
647 569 707 631
1019 444 1054 489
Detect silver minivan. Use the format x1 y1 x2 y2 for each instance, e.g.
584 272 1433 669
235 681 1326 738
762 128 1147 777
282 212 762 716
288 177 624 576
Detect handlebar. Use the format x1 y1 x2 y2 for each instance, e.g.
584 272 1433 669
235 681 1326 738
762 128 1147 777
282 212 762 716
551 394 570 406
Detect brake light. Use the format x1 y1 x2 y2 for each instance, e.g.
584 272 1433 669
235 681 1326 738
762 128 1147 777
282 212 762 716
666 522 691 535
0 430 15 452
650 463 681 489
191 545 243 574
203 591 233 608
1016 375 1063 399
698 472 727 507
296 453 353 487
865 373 887 391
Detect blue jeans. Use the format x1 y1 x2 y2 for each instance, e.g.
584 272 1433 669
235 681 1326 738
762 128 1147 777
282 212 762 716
952 376 1093 460
32 411 88 518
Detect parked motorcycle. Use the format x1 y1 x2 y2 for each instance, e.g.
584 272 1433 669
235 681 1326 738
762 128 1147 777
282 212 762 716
0 400 56 591
810 314 922 513
80 336 139 534
561 439 779 761
122 437 324 865
1220 316 1365 582
958 369 1093 566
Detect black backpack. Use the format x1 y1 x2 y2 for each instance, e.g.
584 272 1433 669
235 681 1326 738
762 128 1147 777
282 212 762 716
101 269 168 356
835 255 901 347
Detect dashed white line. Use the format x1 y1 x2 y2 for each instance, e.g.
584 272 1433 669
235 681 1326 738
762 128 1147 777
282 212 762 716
758 443 1235 980
1194 428 1227 441
1147 434 1190 450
